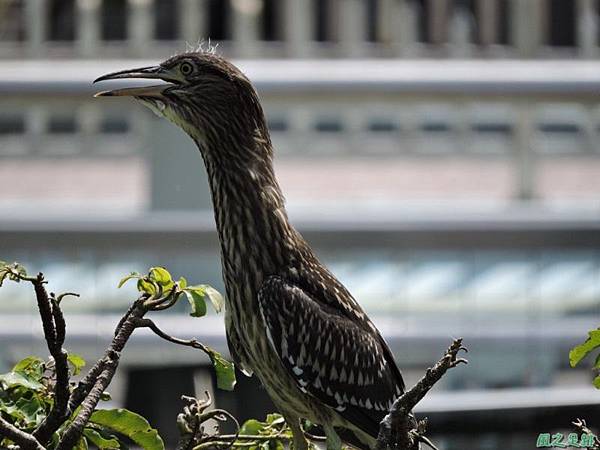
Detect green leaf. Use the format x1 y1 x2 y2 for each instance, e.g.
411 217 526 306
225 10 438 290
149 267 173 287
13 356 44 375
265 414 284 426
203 286 224 313
67 353 87 376
89 409 164 450
137 279 157 296
75 437 89 450
0 262 27 285
240 419 264 435
8 263 27 282
0 402 28 424
271 441 285 450
183 290 207 318
118 273 140 289
594 375 600 389
569 329 600 367
185 285 224 314
0 372 44 391
178 277 187 289
15 396 44 424
83 428 120 449
206 349 236 391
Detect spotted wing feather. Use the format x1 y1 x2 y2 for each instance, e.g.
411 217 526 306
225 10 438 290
257 276 404 439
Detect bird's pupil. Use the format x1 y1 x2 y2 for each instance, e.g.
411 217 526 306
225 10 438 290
182 63 192 75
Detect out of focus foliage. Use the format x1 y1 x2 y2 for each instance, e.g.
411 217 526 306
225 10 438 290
570 328 600 389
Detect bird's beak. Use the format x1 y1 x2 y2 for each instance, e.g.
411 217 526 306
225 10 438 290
93 65 175 98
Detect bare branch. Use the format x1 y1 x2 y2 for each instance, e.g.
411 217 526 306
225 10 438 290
57 300 147 450
26 275 71 445
572 419 599 450
0 417 45 450
68 297 148 413
376 338 468 450
176 394 240 450
57 353 120 450
132 318 211 354
67 358 106 413
55 292 80 304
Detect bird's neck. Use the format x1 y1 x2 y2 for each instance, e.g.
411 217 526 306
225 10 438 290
200 143 300 281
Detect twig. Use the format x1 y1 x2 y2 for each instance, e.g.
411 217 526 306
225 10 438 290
55 292 79 304
0 417 45 450
131 318 211 354
302 431 327 442
212 434 291 442
143 285 180 309
573 419 599 450
67 358 106 413
26 275 71 446
176 394 241 450
193 440 256 449
376 338 468 450
151 292 182 311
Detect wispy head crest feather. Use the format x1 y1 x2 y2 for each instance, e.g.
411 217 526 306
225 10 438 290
184 38 220 55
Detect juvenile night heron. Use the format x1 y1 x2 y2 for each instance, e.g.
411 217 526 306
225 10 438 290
95 52 405 450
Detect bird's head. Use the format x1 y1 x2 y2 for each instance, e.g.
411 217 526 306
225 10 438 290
94 52 269 160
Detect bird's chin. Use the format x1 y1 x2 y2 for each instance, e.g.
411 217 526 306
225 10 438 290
136 97 201 142
136 96 168 118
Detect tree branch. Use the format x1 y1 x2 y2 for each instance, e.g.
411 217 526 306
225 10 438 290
176 394 240 450
572 419 599 450
56 299 148 450
376 338 468 450
131 318 211 354
67 297 150 414
0 417 45 450
25 275 71 446
67 358 107 414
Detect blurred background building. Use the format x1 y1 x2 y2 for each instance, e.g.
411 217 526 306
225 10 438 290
1 1 600 448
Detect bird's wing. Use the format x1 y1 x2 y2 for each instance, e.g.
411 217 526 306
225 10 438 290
257 275 404 439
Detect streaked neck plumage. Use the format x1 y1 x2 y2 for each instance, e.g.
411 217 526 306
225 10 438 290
195 132 300 285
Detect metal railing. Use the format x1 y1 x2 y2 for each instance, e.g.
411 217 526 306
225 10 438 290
1 59 600 204
1 0 600 59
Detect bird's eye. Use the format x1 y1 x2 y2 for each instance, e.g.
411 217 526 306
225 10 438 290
180 62 194 76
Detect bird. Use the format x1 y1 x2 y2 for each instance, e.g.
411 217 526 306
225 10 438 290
94 51 405 450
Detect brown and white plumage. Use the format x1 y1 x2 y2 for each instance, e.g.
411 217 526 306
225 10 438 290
94 52 405 449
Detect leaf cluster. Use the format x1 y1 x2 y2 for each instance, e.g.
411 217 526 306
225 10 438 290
0 261 234 449
119 267 224 317
570 329 600 389
0 354 161 450
118 267 234 391
237 414 292 450
0 261 29 286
